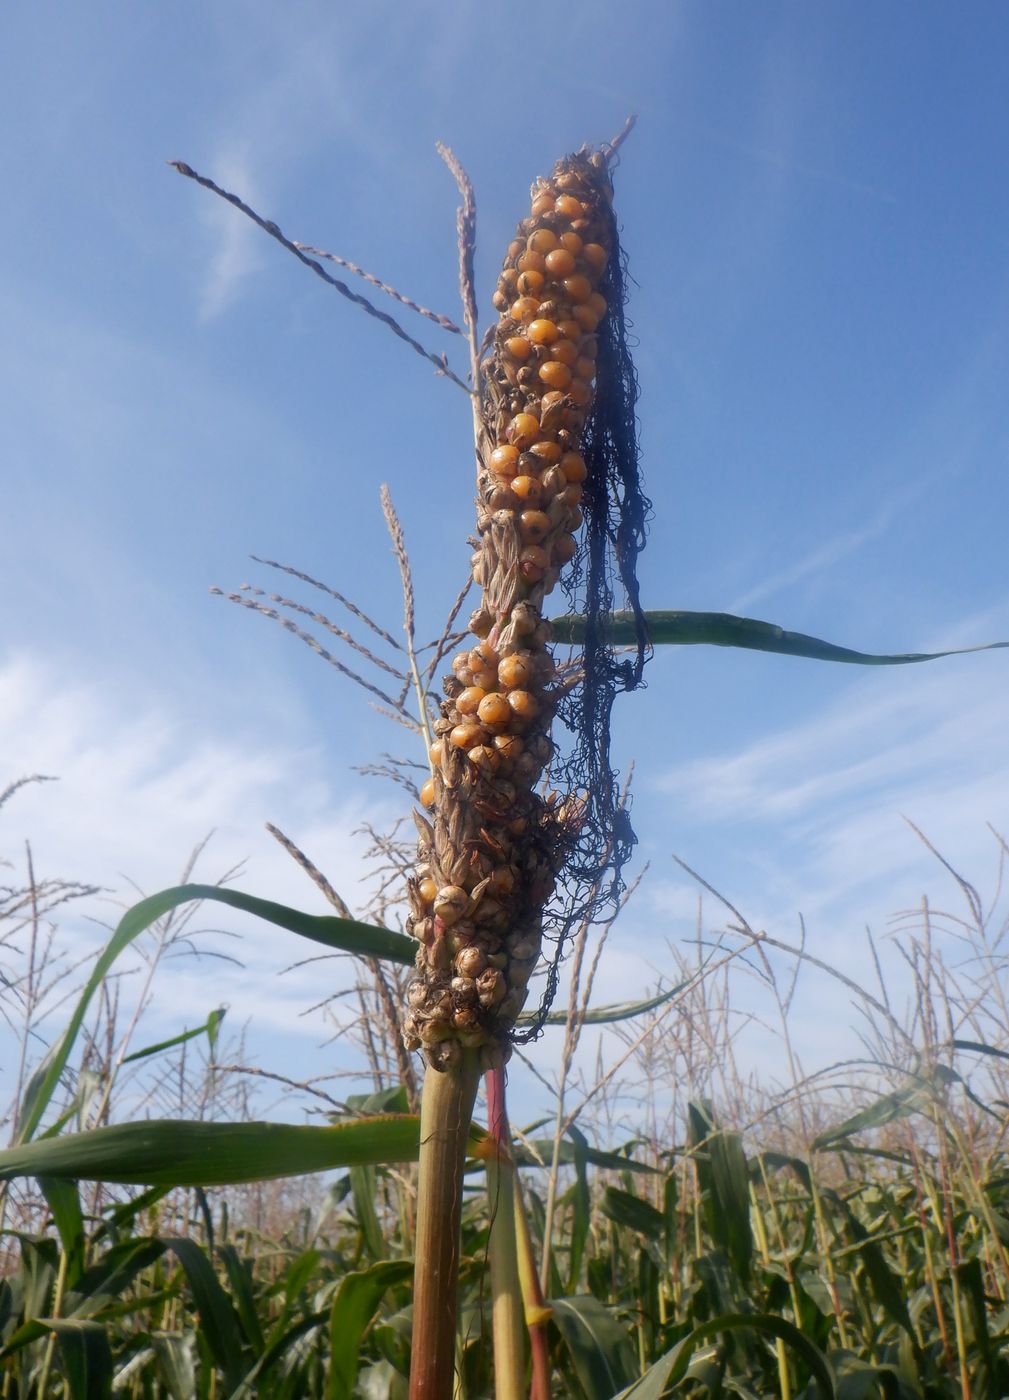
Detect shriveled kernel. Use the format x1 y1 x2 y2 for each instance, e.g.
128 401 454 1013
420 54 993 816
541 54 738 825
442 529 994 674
477 968 507 1007
571 304 600 332
472 640 499 669
456 686 486 715
562 274 593 304
504 336 531 362
528 439 563 465
452 651 475 681
456 946 486 978
490 444 520 476
568 379 593 407
559 230 583 255
493 733 524 759
477 692 512 730
433 885 468 925
527 318 560 345
549 338 578 366
587 291 608 319
527 228 559 254
544 248 576 278
555 194 584 219
557 318 583 341
510 600 539 634
519 546 549 583
511 474 543 505
517 269 545 296
450 721 484 750
520 509 550 544
420 777 436 807
467 744 500 773
540 464 568 498
582 242 608 271
553 532 578 564
539 361 572 389
556 170 585 192
507 413 540 448
488 865 517 897
564 482 584 507
530 192 555 216
469 607 494 640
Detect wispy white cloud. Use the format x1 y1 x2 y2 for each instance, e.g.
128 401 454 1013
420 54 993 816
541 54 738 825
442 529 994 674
653 621 1009 939
196 150 268 321
0 650 402 1090
725 486 915 616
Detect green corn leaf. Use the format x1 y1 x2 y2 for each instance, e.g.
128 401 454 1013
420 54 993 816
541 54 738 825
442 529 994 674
218 1244 266 1356
162 1237 245 1390
36 1318 113 1400
225 1310 328 1399
952 1037 1009 1063
121 1008 227 1064
610 1312 836 1399
66 1238 166 1320
0 1115 424 1186
812 1065 960 1149
39 1176 86 1289
117 884 415 966
550 1295 638 1400
351 1165 387 1261
551 609 1008 666
565 1125 592 1294
14 884 409 1145
514 1139 660 1175
688 1102 753 1282
518 981 686 1028
327 1260 413 1400
600 1186 665 1238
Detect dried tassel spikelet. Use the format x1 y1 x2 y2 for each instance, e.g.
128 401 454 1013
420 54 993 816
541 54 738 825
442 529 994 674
406 150 615 1071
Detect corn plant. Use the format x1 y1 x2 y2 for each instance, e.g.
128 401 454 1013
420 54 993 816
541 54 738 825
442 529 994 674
1 122 1007 1399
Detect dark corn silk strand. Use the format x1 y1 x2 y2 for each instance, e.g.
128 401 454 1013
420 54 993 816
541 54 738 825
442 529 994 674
402 151 623 1072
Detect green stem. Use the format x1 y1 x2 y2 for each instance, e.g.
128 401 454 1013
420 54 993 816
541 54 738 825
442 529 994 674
484 1068 525 1400
409 1051 481 1400
36 1248 68 1398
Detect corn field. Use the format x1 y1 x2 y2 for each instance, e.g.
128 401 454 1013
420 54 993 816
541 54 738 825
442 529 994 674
3 126 1008 1399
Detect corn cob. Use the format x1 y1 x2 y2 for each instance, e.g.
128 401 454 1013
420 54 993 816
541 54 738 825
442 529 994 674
403 150 615 1071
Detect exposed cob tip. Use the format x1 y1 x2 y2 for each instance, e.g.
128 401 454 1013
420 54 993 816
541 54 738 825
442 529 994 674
404 150 618 1070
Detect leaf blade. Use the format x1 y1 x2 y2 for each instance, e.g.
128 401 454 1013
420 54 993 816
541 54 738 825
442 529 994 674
0 1116 424 1186
551 610 1009 666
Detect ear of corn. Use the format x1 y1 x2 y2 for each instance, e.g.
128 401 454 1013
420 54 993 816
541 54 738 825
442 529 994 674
403 151 615 1071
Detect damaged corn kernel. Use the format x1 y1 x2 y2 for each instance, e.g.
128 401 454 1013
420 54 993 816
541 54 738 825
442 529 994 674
405 148 615 1071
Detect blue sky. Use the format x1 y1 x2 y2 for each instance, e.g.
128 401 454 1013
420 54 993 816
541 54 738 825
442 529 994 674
3 2 1009 1129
